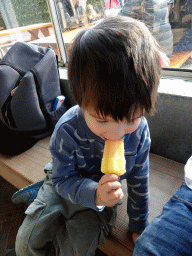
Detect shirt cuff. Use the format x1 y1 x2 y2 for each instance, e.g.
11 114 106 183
96 205 105 210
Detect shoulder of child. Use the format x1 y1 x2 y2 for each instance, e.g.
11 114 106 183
138 116 149 131
133 117 150 144
54 105 80 131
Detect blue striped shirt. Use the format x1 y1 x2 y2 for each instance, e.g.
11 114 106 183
50 105 151 234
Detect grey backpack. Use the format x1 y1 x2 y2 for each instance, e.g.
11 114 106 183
0 42 68 154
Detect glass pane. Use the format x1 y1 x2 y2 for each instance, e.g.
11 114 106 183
1 1 192 70
56 0 192 70
0 0 61 60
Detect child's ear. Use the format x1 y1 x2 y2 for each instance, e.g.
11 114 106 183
159 51 170 68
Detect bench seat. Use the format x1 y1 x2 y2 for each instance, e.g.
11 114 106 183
0 23 52 40
0 137 184 255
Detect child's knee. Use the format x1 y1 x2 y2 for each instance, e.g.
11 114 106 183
15 225 28 256
15 215 37 256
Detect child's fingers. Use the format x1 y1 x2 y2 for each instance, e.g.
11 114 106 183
96 183 124 207
99 173 119 185
105 181 121 193
107 188 124 204
96 174 123 207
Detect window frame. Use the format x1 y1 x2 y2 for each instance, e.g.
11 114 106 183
161 68 192 80
46 0 68 65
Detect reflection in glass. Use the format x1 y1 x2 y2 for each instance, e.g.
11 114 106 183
0 0 192 69
56 0 192 69
0 0 59 59
119 0 174 58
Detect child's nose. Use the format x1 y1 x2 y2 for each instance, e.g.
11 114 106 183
109 122 127 140
117 123 127 138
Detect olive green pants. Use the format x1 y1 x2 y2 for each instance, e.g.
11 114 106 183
15 174 118 256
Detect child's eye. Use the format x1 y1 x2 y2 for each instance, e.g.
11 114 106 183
97 119 108 123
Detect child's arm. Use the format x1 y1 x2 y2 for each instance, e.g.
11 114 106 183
126 123 151 235
50 128 101 211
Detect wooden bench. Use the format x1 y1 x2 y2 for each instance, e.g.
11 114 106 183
34 27 84 58
169 28 192 68
169 50 192 68
0 23 52 41
0 136 184 255
29 24 96 59
0 23 52 54
31 26 192 69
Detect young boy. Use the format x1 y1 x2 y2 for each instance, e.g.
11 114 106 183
15 16 161 255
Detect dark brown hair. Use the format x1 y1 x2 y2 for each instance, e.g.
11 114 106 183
68 15 161 122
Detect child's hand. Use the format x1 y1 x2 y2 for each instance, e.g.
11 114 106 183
95 174 124 207
132 232 140 244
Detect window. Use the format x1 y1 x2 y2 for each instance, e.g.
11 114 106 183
52 0 192 71
0 0 61 61
1 0 192 71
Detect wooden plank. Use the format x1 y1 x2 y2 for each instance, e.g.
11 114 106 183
0 160 31 189
169 51 192 68
149 153 184 179
28 26 51 41
2 153 49 183
62 27 84 43
0 23 52 37
40 26 51 37
98 237 133 256
36 136 51 148
0 137 51 189
149 158 183 222
28 29 39 41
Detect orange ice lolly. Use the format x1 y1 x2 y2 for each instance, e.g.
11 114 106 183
101 139 126 176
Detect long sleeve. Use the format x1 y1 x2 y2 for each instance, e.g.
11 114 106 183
126 123 151 234
50 122 102 211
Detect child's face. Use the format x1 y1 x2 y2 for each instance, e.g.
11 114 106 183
83 108 142 141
